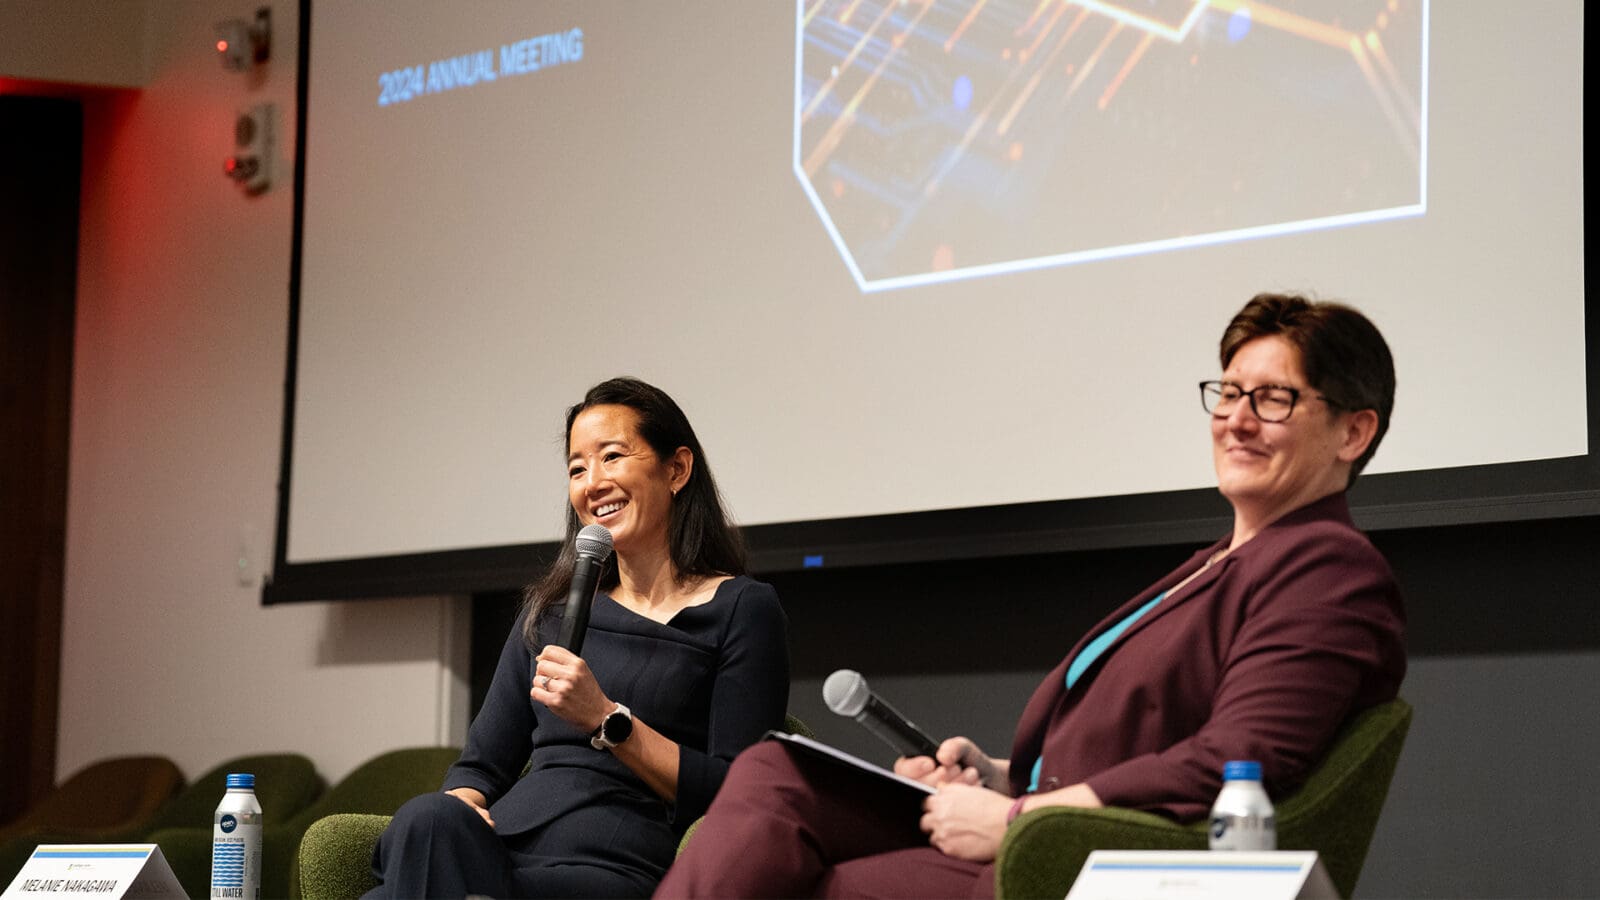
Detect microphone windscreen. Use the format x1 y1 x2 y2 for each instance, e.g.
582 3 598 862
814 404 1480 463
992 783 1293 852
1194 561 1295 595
822 669 869 717
575 524 614 561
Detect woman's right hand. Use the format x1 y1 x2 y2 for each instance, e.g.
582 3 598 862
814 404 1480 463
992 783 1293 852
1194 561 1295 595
894 737 1006 791
444 787 494 827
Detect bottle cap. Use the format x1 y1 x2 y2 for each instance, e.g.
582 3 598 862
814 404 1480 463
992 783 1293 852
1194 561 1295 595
226 773 256 789
1222 760 1262 781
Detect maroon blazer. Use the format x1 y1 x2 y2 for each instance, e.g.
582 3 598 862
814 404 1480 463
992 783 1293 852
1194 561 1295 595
1008 492 1405 822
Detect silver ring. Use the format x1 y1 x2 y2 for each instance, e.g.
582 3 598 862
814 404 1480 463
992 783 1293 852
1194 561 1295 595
540 675 552 690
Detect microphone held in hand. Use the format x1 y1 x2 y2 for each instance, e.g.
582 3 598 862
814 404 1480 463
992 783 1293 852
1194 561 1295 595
556 524 613 655
822 669 940 759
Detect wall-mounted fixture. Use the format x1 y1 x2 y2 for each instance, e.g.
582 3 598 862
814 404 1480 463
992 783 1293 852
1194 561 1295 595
224 102 273 194
215 7 271 71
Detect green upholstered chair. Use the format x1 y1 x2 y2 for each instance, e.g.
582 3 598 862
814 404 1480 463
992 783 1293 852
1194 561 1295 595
298 717 815 900
144 752 324 839
0 755 184 845
994 697 1412 899
109 752 323 898
0 755 185 885
148 747 458 900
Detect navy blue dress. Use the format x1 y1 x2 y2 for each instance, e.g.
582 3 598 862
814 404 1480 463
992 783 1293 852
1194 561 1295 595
367 575 789 898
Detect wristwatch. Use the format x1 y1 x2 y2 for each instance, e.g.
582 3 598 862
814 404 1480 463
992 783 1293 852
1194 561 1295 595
590 702 634 750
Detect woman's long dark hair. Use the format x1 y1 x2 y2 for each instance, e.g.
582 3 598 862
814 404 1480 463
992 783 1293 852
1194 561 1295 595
521 377 747 648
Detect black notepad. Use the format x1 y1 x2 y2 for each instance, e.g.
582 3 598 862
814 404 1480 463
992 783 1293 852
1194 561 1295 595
764 730 936 796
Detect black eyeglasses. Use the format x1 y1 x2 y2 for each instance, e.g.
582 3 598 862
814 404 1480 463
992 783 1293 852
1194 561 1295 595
1199 380 1335 423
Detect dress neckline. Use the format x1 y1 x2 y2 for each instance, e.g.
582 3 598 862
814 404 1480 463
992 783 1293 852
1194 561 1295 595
602 574 740 628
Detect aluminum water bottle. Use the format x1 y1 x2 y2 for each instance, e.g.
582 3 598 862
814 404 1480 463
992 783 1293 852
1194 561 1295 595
210 773 262 899
1208 760 1276 850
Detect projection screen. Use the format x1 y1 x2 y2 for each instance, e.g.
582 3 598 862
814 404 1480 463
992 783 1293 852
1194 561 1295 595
267 0 1590 601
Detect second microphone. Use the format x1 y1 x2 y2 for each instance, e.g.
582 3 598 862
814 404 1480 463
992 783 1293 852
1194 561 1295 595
822 668 941 758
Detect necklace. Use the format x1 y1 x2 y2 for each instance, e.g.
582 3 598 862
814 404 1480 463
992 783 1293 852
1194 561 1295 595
1170 548 1229 598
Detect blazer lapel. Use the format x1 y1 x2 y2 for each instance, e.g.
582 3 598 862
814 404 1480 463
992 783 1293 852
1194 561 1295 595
1010 538 1226 789
1062 539 1230 692
1111 546 1232 648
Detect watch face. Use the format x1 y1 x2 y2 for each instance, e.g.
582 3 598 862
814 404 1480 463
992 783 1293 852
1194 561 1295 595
603 710 633 744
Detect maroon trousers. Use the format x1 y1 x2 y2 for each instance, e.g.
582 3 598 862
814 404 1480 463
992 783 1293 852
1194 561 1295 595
655 741 995 899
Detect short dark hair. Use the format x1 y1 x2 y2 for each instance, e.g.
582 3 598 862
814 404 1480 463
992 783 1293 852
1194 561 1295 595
522 377 746 647
1220 293 1396 486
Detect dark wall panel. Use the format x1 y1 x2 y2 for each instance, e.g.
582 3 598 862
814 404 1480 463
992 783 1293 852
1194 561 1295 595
0 94 82 818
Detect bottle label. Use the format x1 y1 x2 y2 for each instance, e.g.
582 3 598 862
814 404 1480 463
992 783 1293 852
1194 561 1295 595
211 822 262 899
1208 812 1277 851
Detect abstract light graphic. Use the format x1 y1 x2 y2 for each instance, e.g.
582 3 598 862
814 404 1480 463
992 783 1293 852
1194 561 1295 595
794 0 1428 292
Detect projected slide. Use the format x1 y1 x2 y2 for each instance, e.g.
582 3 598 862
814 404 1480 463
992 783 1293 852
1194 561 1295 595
287 1 1585 566
796 0 1425 290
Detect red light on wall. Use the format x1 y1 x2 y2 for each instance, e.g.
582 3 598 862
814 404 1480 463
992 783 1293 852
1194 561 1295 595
224 103 272 194
214 8 270 71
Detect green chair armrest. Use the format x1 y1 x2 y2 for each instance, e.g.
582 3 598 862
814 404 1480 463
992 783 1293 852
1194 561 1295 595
676 817 703 857
295 814 391 900
995 805 1206 899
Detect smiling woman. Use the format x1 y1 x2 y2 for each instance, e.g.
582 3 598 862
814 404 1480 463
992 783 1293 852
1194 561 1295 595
531 377 750 630
1208 296 1393 547
565 404 687 565
1211 348 1378 546
362 377 790 898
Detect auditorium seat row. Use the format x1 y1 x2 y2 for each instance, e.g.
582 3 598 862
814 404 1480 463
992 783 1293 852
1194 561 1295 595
0 747 459 899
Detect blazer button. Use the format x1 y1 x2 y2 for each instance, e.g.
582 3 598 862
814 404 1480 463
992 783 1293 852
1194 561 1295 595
1042 776 1062 790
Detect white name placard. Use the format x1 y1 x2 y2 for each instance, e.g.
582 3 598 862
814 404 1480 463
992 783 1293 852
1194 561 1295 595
1066 850 1339 900
2 845 186 900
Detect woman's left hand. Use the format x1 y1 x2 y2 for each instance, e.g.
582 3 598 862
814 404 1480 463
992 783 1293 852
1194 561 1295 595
532 645 612 733
919 782 1011 862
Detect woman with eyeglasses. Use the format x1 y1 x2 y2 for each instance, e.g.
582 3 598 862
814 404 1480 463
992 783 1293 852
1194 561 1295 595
657 293 1406 899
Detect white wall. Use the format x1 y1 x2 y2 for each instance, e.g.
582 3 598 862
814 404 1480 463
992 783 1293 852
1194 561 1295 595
0 0 149 87
51 0 468 786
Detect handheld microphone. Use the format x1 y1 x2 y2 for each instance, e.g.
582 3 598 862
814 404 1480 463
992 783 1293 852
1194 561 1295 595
556 524 613 655
822 669 940 759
